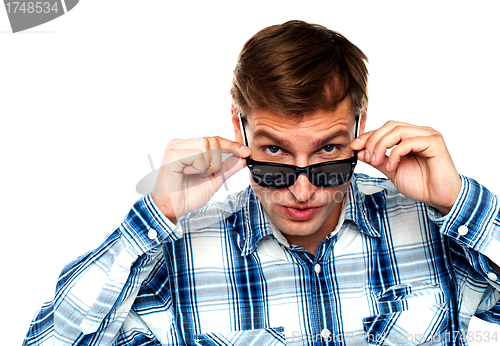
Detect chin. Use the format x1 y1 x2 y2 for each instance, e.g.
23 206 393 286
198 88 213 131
279 225 320 237
270 210 326 236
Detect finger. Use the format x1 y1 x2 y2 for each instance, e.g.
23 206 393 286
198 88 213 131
206 149 223 178
356 122 436 167
351 130 374 150
161 148 211 175
352 125 396 162
359 150 393 180
167 136 251 158
164 146 247 179
385 136 441 171
201 137 250 178
202 137 212 177
201 137 219 178
163 136 249 172
361 122 411 159
216 136 252 158
202 137 243 178
352 120 418 150
370 126 436 167
353 120 405 144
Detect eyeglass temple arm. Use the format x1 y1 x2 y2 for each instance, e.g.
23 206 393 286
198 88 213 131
238 113 249 147
351 112 361 157
355 111 360 138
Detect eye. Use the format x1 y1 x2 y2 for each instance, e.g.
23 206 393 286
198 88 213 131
264 146 283 155
317 144 342 157
322 145 337 153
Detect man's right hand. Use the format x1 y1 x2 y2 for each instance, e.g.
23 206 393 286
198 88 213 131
151 136 251 223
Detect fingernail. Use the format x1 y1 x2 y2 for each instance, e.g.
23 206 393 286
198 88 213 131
352 138 361 147
371 153 376 162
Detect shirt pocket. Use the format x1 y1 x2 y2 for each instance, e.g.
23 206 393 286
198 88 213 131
363 281 449 345
194 327 285 346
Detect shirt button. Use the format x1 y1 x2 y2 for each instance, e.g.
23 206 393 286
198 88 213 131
320 328 331 340
487 272 498 281
458 225 469 236
314 264 321 274
148 229 158 240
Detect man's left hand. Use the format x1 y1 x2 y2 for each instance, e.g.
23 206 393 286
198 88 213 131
351 121 462 215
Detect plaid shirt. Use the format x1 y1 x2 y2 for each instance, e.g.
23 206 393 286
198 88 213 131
23 174 500 346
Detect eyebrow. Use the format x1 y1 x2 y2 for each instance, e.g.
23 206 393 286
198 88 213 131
253 128 350 150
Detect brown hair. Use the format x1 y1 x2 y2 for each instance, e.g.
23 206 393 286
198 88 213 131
230 20 368 121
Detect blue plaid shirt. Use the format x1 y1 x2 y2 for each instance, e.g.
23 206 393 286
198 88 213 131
23 174 500 345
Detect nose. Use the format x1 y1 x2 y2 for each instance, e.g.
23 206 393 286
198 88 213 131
288 173 317 202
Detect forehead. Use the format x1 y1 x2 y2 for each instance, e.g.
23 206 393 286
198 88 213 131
246 98 354 134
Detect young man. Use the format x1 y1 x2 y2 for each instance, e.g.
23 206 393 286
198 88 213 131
24 20 500 346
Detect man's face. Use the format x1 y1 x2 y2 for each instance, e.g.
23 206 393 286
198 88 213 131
235 98 363 240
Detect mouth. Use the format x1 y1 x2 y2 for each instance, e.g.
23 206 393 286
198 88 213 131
282 206 321 221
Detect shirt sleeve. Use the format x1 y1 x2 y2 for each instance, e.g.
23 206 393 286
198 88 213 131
23 194 181 346
428 175 500 320
429 175 500 285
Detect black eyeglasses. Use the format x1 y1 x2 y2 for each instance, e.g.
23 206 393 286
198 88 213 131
239 114 358 189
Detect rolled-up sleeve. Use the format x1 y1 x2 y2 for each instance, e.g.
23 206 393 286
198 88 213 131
23 195 180 345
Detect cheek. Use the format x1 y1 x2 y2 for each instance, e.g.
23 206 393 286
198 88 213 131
250 182 287 206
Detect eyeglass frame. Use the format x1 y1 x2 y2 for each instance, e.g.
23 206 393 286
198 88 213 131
239 112 359 189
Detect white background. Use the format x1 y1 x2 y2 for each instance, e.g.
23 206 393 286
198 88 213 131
2 1 500 344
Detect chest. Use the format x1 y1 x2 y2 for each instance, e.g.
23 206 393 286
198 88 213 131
164 222 454 345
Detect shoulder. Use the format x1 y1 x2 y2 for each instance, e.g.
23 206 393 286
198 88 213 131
352 173 424 214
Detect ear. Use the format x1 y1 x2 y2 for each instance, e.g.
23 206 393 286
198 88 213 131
231 104 244 145
358 107 367 136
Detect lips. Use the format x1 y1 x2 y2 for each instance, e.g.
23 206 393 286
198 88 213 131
282 206 321 221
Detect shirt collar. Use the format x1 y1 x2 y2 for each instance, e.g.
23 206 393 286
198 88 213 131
343 174 383 238
240 174 384 256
